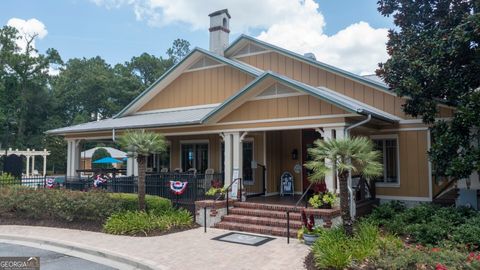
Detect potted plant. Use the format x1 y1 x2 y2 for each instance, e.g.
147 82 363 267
300 210 324 245
205 179 226 200
308 191 337 209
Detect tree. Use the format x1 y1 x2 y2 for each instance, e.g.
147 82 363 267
377 0 480 180
304 137 382 236
91 148 112 170
118 130 167 211
166 38 191 64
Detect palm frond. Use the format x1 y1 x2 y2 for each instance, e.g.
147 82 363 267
118 129 167 157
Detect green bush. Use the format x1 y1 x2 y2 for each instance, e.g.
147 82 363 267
312 221 381 269
103 211 158 236
312 227 352 269
0 173 19 185
452 216 480 247
367 202 480 246
0 186 120 222
103 209 193 236
108 193 171 214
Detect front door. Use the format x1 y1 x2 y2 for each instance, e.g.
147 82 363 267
302 129 322 191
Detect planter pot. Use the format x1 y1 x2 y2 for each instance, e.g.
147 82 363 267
303 233 319 245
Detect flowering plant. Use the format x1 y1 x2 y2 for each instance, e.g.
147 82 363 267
308 191 337 209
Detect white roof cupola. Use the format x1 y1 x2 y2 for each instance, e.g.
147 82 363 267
208 9 230 56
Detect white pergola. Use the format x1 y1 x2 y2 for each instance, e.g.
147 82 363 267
0 148 50 177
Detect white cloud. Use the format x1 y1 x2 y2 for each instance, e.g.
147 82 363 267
92 0 389 74
7 18 48 53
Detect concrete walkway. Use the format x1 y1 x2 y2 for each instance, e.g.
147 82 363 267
0 226 309 270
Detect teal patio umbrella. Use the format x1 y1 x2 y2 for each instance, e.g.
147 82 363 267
92 157 123 164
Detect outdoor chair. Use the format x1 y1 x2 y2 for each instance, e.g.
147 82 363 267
187 168 197 175
160 167 169 173
173 168 183 173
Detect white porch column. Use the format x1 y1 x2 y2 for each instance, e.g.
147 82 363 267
334 127 346 192
66 139 80 177
31 152 35 175
222 133 233 186
42 154 47 176
25 153 30 177
323 128 335 192
126 157 138 176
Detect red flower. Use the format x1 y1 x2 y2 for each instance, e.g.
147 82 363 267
435 263 448 270
431 247 441 252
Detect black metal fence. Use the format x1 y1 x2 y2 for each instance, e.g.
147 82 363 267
0 173 224 210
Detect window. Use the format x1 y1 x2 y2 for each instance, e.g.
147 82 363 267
147 145 170 173
242 141 254 182
181 143 209 173
372 136 399 185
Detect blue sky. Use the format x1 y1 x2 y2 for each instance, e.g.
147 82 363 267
1 0 394 74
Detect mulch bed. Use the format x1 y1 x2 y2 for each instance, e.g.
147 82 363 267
0 214 198 237
304 251 317 270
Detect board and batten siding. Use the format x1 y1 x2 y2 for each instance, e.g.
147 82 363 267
372 130 430 198
236 52 455 119
138 65 254 112
219 95 347 123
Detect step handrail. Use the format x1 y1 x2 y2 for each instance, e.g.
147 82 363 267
219 178 242 215
287 181 314 244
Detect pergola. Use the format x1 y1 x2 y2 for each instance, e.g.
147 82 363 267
0 148 50 177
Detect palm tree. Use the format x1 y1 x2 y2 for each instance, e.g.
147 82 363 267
118 130 167 211
304 137 382 236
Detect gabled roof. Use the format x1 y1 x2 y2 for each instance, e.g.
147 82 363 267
115 47 262 118
225 35 392 94
202 71 400 123
47 106 216 135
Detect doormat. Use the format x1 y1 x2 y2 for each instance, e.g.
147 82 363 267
212 232 275 246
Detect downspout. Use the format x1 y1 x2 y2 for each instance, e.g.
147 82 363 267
344 114 372 221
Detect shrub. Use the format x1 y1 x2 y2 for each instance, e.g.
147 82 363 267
103 209 192 236
351 221 380 261
0 186 119 222
366 201 405 226
312 221 381 269
452 216 480 248
109 193 171 214
0 173 18 186
312 227 352 269
103 211 158 236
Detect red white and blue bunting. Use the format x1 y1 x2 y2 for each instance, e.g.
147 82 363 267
169 181 188 195
46 178 55 188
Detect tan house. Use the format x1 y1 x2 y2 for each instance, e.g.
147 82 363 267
48 9 455 205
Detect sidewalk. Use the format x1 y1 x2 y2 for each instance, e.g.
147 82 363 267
0 225 308 270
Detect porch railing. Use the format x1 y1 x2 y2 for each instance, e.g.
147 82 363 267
0 173 224 211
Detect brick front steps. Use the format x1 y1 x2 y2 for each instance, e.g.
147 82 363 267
214 201 331 238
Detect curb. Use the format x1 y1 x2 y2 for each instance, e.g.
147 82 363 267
0 234 160 270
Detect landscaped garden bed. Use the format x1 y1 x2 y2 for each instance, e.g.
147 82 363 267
0 186 194 236
305 202 480 270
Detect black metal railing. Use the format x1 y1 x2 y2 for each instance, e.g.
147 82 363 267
287 181 314 244
0 173 224 210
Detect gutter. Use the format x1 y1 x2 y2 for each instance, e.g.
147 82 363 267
344 114 372 221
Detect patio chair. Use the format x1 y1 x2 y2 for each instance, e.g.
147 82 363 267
160 167 169 173
173 168 183 173
187 168 197 175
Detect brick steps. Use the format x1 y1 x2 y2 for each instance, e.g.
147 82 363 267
215 202 304 237
215 221 298 238
233 201 304 213
222 214 303 229
228 208 302 220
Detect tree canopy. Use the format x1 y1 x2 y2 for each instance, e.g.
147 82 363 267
0 24 190 173
377 0 480 179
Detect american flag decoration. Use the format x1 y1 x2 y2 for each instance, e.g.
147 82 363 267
46 178 55 188
169 181 188 195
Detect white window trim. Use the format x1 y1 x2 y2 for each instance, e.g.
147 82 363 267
179 140 210 172
242 137 255 183
370 134 401 188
